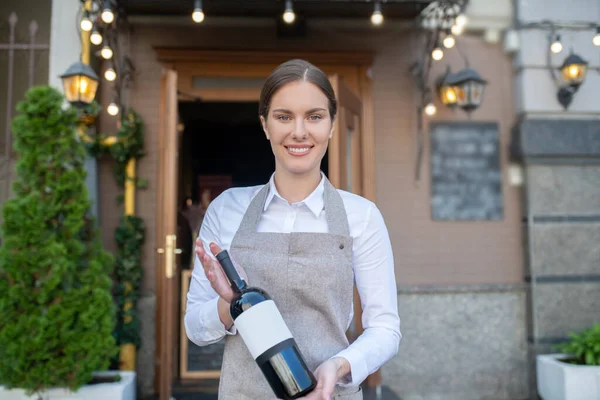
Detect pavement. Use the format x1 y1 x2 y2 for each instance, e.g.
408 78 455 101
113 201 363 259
143 383 401 399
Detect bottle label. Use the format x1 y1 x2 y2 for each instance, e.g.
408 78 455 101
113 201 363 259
233 300 293 360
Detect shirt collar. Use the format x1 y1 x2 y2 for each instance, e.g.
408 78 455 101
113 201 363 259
264 173 325 218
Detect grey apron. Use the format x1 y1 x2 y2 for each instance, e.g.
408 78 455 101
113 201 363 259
218 177 363 400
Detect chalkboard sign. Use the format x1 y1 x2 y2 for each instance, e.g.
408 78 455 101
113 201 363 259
430 122 503 221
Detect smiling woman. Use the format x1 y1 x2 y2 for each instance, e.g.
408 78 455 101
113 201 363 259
184 59 401 400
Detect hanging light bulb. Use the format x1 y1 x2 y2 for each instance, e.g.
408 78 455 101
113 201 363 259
550 34 562 54
283 0 295 24
101 1 115 24
80 11 93 32
593 27 600 46
451 23 463 36
104 67 116 81
443 34 455 49
424 102 437 116
101 45 113 60
432 47 444 61
192 0 205 23
107 102 119 116
90 27 103 45
455 13 467 27
371 1 384 26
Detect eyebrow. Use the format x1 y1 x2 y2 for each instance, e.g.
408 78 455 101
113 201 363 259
272 108 327 114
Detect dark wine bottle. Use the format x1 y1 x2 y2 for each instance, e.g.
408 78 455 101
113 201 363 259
216 250 316 400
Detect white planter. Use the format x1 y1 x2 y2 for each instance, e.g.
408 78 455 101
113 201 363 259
0 371 135 400
537 354 600 400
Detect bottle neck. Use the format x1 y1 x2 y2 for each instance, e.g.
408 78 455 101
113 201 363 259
215 250 247 293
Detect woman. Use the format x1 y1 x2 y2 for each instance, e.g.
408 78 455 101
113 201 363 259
185 59 401 400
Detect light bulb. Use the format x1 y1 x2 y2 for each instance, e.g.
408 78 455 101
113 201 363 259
283 0 295 24
91 30 103 45
593 28 600 46
104 68 116 81
192 9 204 23
79 78 89 94
550 37 562 54
81 18 93 32
451 24 463 36
568 65 580 79
101 9 114 24
424 103 437 116
107 102 119 116
371 1 383 26
283 11 295 23
371 11 383 25
432 47 444 61
443 35 455 48
101 46 113 59
455 14 467 27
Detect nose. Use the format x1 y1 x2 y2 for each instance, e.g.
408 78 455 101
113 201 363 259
291 119 307 140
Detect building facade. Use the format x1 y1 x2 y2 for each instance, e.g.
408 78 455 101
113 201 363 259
3 0 596 399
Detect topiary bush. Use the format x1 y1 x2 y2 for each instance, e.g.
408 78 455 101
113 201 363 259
0 86 117 395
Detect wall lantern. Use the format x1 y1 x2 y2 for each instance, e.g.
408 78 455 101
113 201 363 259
560 53 588 87
437 67 487 112
60 61 99 107
554 52 589 109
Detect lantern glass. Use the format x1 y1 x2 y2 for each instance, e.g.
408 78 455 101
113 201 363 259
62 74 99 106
452 81 486 110
467 80 486 108
439 85 457 105
561 62 587 86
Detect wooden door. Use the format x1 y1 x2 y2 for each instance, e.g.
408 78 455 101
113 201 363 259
156 67 181 400
329 74 363 194
329 75 381 387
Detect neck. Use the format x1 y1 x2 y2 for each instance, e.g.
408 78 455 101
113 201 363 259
273 168 322 204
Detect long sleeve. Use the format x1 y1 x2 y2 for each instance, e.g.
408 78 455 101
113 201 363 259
184 195 236 347
332 203 401 386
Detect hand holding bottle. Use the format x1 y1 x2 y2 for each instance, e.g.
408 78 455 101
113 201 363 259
297 357 351 400
194 239 247 303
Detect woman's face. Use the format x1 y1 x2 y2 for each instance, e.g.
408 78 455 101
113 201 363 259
260 80 334 178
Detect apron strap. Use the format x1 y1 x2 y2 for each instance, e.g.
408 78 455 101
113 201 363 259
234 174 350 237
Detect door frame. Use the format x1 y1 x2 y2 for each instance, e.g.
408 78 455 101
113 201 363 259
154 48 379 390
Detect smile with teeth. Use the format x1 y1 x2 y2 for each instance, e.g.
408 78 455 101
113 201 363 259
285 145 313 155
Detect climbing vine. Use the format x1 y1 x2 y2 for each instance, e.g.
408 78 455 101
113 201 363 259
79 104 146 354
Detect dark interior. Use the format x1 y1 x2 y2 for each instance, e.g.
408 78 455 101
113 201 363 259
177 100 329 204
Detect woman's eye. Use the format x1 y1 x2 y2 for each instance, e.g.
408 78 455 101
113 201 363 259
277 115 291 121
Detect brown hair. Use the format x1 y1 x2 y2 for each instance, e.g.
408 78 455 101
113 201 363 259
259 59 337 121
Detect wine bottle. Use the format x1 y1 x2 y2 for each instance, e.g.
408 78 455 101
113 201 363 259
216 249 316 399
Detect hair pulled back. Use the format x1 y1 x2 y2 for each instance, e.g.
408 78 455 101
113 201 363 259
259 59 337 121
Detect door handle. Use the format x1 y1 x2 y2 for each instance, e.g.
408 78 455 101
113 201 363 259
159 234 181 279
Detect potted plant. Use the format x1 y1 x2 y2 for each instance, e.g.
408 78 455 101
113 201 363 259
537 322 600 400
0 86 135 400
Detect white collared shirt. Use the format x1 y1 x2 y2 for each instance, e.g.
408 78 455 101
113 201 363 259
185 174 401 386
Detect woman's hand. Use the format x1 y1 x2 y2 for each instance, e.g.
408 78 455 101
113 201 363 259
194 239 247 303
297 357 350 400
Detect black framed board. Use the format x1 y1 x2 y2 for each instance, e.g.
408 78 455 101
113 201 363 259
430 122 503 221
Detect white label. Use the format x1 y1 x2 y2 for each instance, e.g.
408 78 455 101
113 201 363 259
233 300 293 360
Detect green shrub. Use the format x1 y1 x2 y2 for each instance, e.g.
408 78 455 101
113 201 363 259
0 86 117 395
554 323 600 365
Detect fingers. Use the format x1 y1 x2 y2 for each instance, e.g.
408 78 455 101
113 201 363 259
209 242 223 257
